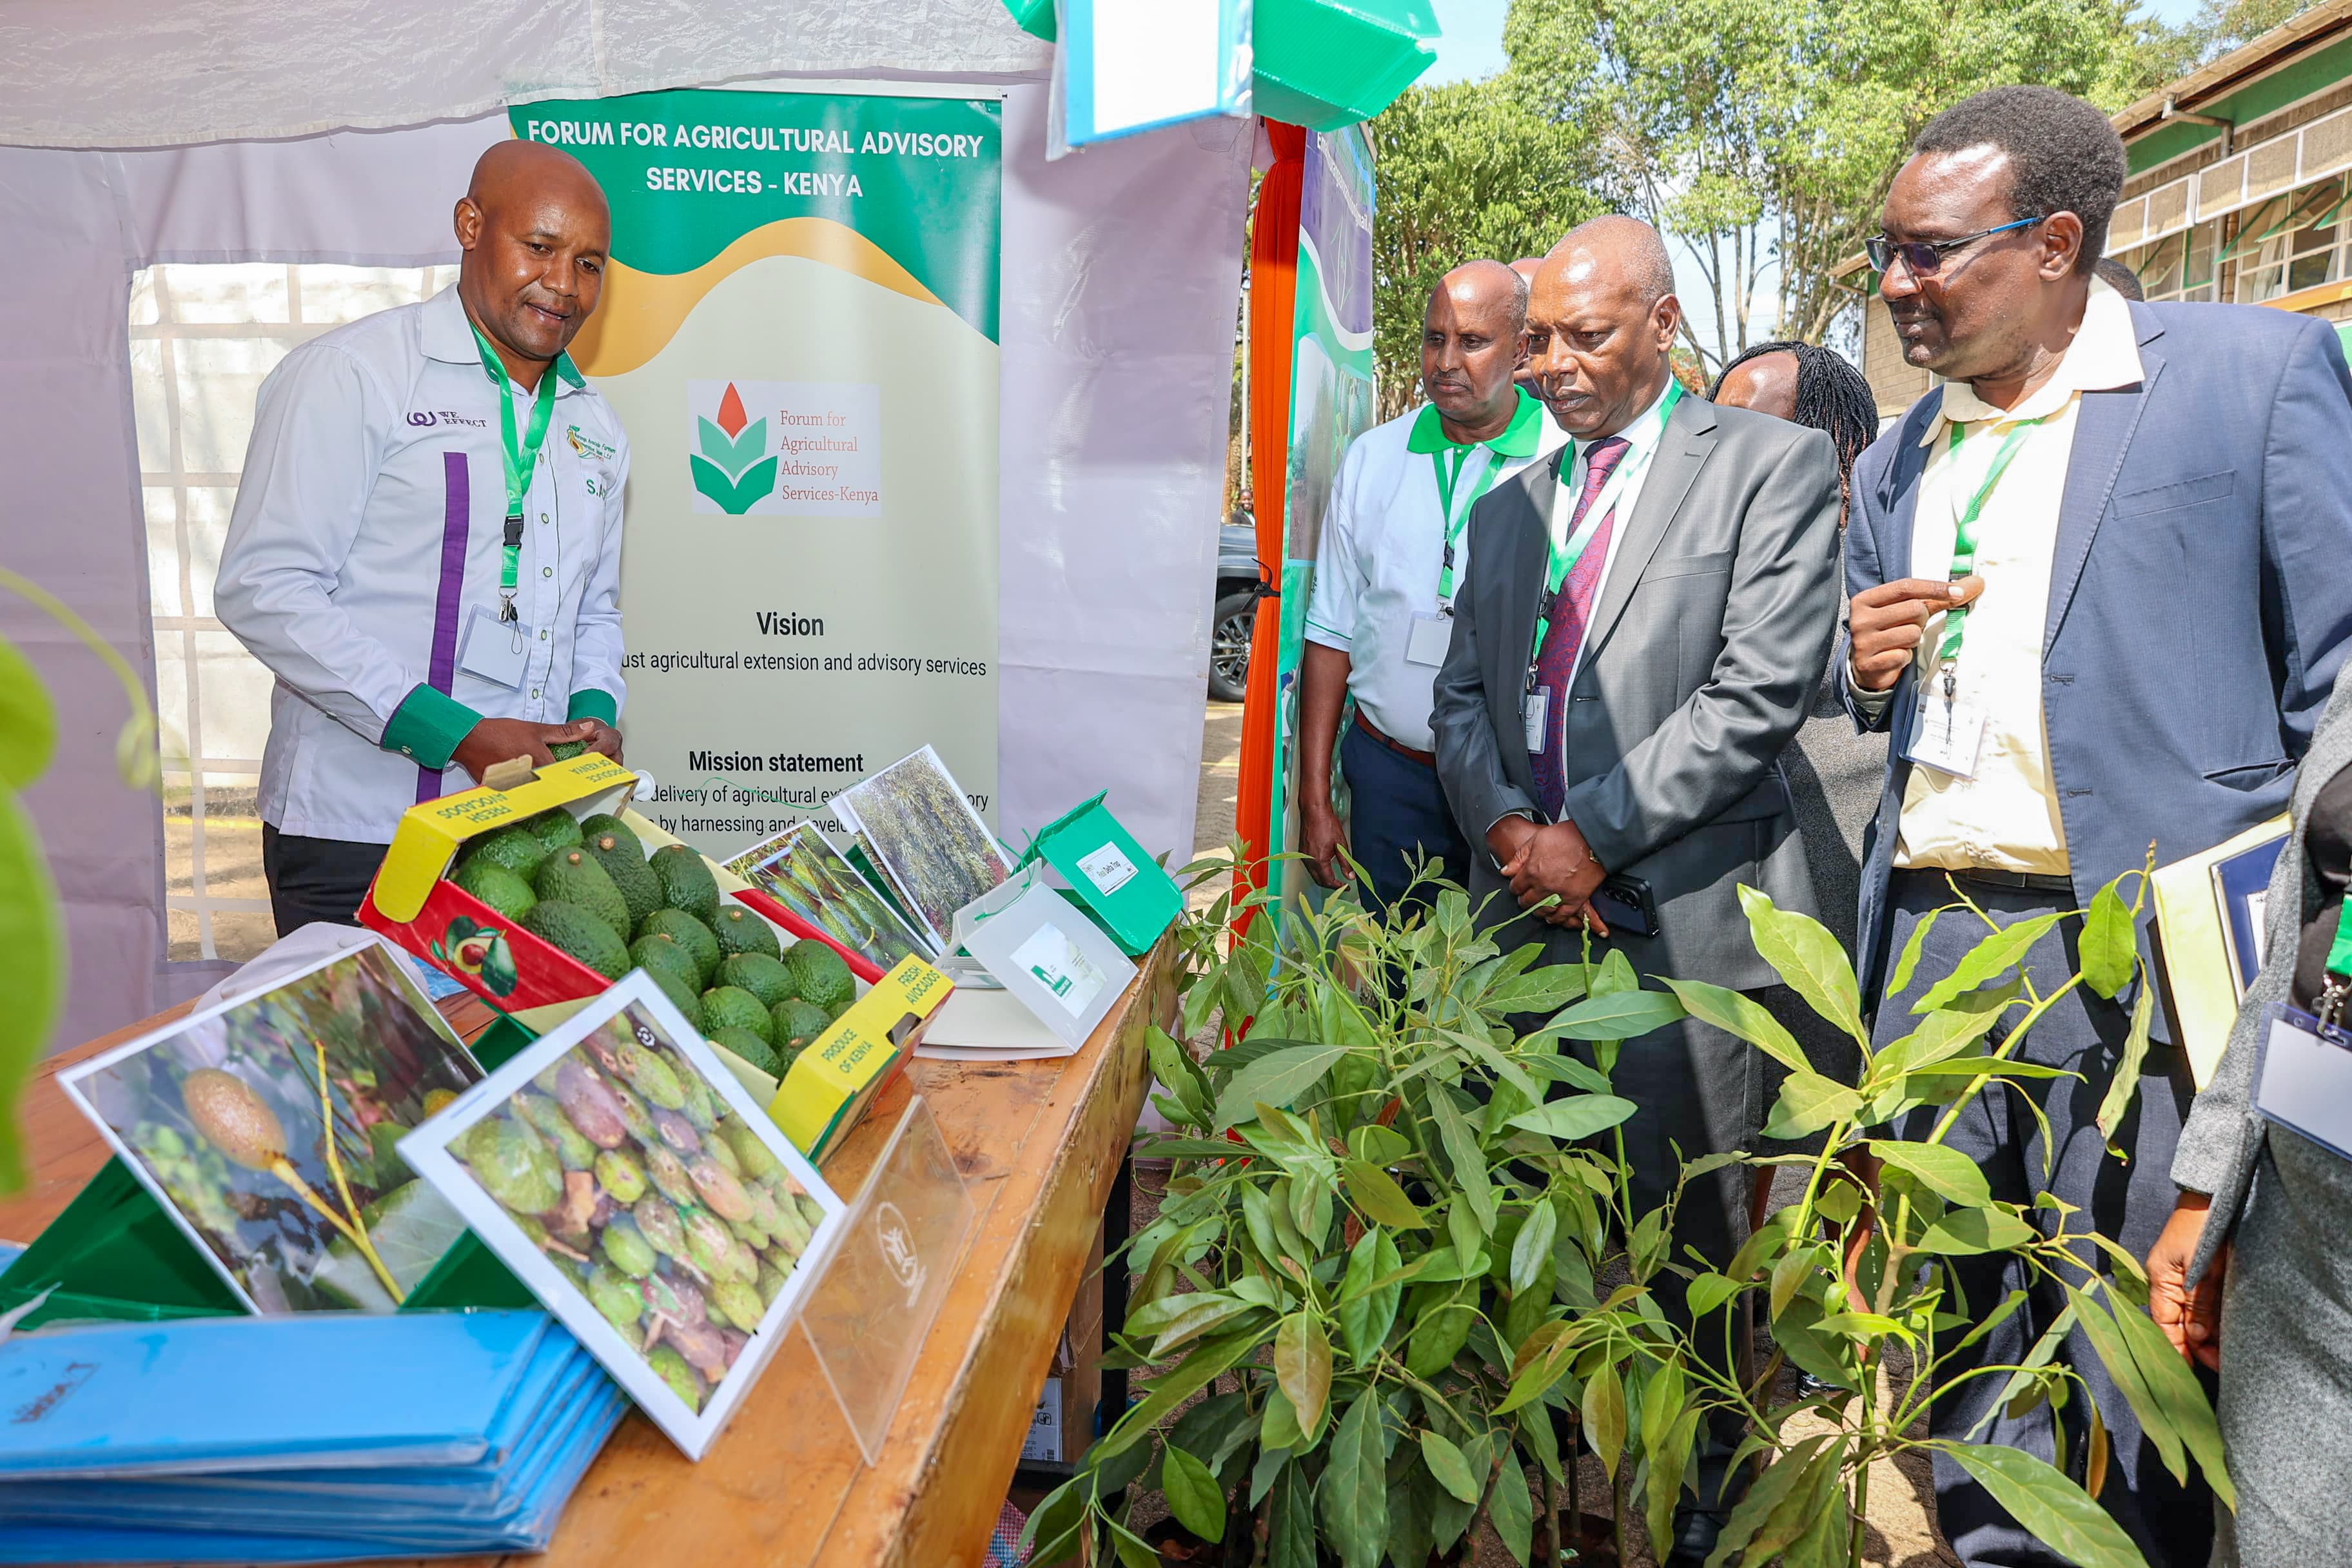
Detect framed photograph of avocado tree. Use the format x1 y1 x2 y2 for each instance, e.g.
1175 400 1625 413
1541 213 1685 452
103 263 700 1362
832 745 1013 952
723 821 936 970
58 934 484 1314
398 972 848 1460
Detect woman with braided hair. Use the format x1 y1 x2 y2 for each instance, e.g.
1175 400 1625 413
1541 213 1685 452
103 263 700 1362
1710 341 1885 1233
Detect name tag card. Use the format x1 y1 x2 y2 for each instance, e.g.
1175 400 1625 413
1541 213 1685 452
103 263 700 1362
2254 1003 2352 1162
456 605 529 691
1406 612 1453 668
1522 687 1550 753
1905 695 1984 779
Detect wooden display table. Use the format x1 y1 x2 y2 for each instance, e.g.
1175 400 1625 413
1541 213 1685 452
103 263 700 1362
0 937 1173 1567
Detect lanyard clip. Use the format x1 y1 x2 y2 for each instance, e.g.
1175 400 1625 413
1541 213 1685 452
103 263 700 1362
2322 975 2350 1032
498 593 518 625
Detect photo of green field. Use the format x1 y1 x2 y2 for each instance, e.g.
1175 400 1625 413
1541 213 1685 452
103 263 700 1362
835 746 1012 950
723 822 934 968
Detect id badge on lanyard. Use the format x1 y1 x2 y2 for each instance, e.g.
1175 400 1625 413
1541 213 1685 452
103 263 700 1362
2254 900 2352 1159
1902 417 2041 779
471 322 558 628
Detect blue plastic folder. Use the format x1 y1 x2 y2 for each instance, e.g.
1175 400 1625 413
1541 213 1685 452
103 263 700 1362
0 1309 624 1562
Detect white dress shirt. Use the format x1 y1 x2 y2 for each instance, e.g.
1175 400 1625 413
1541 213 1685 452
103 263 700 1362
1888 279 2143 874
1304 391 1564 751
1546 375 1679 689
216 286 631 844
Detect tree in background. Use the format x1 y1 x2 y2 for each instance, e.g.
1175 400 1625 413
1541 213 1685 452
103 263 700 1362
1366 79 1604 418
1502 0 2188 369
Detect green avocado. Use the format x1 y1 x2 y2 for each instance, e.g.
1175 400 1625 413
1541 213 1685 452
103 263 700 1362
701 985 774 1045
520 899 630 979
635 908 719 985
536 848 631 943
630 932 703 992
772 997 832 1054
716 951 798 1009
578 812 642 858
584 830 663 928
462 825 549 880
646 965 706 1032
452 858 536 922
649 843 720 924
522 808 583 858
710 1026 782 1078
547 741 586 761
710 904 782 961
785 939 856 1014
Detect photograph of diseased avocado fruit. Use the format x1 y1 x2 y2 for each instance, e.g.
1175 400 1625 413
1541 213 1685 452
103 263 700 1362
832 745 1012 952
723 821 935 970
398 974 845 1460
59 939 484 1315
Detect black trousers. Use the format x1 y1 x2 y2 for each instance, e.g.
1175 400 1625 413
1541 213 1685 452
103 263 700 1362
1337 718 1473 919
1880 870 2211 1568
260 825 389 935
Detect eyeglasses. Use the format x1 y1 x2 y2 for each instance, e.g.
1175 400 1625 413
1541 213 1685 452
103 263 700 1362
1865 215 2044 275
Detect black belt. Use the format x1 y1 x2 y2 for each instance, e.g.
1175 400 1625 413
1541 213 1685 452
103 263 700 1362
1919 867 2075 896
1353 713 1437 767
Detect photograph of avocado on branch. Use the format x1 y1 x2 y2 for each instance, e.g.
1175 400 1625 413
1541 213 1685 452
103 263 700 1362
834 745 1014 951
60 942 482 1314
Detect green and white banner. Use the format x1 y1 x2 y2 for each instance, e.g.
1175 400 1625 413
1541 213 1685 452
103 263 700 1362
516 88 1002 853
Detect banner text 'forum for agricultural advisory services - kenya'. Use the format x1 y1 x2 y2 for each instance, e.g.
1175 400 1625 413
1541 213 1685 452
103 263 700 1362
517 90 1002 854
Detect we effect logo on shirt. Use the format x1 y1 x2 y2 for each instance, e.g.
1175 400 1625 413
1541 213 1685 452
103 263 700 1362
685 380 881 518
404 409 490 429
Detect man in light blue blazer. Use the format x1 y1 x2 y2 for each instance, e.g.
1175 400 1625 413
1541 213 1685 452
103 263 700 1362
1843 88 2352 1568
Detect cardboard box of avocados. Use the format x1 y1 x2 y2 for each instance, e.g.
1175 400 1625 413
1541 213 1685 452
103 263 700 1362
358 754 937 1160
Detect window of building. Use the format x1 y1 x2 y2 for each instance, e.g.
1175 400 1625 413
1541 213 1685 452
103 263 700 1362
2231 178 2351 304
131 262 458 962
2122 218 2222 302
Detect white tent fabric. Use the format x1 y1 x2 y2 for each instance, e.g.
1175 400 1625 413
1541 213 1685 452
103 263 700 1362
0 1 1051 148
0 72 1246 1052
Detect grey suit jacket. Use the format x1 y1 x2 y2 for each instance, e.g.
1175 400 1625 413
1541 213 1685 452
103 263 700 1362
1430 393 1843 990
2174 660 2352 1283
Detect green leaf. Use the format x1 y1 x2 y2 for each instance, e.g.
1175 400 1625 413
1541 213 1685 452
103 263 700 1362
2079 881 2138 999
1146 1293 1256 1360
1320 1392 1391 1568
1509 1199 1558 1295
1273 1311 1333 1436
1915 912 2065 1014
1485 965 1591 1014
1885 905 1946 1000
313 1181 469 1308
1487 1449 1535 1565
1659 976 1811 1073
1739 885 1866 1044
0 636 57 792
2096 978 2156 1144
1703 1435 1836 1568
1944 1443 2153 1568
1687 1271 1741 1318
1917 1206 2039 1255
1347 1122 1413 1164
1544 985 1685 1042
1505 1093 1638 1142
1865 1139 1992 1207
1342 1159 1427 1228
1646 1408 1700 1562
1761 1072 1863 1141
1338 1228 1404 1364
1213 1041 1348 1130
2075 1280 2235 1509
1520 1052 1615 1094
0 788 64 1194
1420 1428 1481 1503
1092 1328 1266 1460
1584 1358 1626 1478
1427 1088 1496 1233
1266 1457 1317 1568
1106 1518 1162 1568
1260 1382 1306 1451
1160 1442 1228 1542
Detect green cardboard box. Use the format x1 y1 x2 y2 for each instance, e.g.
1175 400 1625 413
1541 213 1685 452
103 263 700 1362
1018 794 1182 957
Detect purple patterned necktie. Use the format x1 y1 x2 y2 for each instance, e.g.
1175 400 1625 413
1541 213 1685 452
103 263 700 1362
1530 436 1629 820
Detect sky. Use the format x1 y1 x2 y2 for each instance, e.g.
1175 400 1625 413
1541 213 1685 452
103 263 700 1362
1422 0 2211 354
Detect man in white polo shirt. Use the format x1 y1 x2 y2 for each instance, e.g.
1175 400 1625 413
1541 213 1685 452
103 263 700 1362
1297 260 1561 915
217 141 631 933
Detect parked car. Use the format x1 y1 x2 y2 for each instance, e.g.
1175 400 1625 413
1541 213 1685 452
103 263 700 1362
1210 516 1262 704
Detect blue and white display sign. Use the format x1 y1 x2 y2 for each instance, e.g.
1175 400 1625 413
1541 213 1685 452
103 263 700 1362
1056 0 1253 151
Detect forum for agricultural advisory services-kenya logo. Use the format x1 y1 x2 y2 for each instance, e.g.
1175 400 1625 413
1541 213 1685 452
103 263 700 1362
689 382 776 515
687 379 885 519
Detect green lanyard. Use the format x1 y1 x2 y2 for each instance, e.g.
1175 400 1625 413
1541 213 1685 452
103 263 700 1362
2321 898 2352 1025
1433 445 1508 606
469 322 560 623
1932 416 2044 688
1525 378 1683 687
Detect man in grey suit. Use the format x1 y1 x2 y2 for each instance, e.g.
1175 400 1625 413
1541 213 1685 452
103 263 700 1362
1844 88 2352 1568
1431 215 1841 1565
